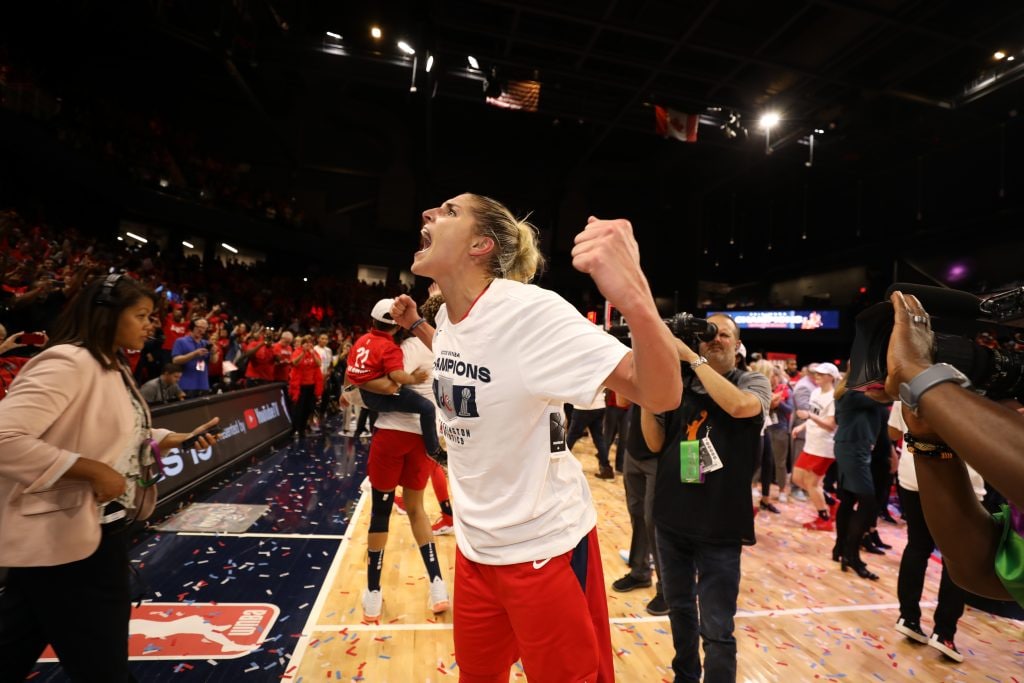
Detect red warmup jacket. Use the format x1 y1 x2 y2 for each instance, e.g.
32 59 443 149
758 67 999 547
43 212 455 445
288 347 324 402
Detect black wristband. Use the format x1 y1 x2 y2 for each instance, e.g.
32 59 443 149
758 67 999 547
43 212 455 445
410 318 427 332
903 432 957 459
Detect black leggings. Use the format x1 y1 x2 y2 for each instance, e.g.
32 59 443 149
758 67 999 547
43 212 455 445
759 432 774 497
291 384 317 437
835 488 878 565
0 525 134 682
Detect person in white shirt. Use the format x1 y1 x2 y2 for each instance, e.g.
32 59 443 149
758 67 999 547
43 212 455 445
313 333 335 424
389 193 680 683
360 295 451 623
792 363 840 531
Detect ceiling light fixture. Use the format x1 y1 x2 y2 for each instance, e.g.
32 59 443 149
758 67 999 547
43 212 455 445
325 31 341 40
371 26 382 39
397 40 415 55
759 112 780 129
467 55 479 70
426 54 434 72
221 243 239 254
126 232 148 244
182 240 194 248
994 50 1007 60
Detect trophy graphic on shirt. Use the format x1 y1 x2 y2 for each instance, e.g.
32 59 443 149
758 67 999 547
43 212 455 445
459 387 472 417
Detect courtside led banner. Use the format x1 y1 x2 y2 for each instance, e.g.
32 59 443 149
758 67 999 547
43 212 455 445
708 310 840 330
149 384 292 501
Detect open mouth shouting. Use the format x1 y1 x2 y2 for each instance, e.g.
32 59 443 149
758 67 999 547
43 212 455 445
417 228 433 255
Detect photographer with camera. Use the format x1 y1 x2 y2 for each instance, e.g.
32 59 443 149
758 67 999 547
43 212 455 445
884 290 1024 608
641 313 770 683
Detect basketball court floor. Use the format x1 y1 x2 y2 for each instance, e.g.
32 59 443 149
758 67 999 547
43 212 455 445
25 415 1024 682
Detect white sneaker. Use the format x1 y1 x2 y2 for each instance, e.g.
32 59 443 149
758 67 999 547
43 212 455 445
362 589 383 622
778 491 789 503
428 576 450 614
791 488 808 502
928 633 964 662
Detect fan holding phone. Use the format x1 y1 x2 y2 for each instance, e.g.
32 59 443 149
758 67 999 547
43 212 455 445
0 274 222 681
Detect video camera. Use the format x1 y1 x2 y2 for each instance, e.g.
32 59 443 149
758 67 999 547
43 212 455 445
848 282 1024 401
608 312 718 350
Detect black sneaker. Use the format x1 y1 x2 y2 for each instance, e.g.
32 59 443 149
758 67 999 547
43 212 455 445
869 530 893 549
612 574 652 592
646 593 669 616
895 617 929 644
928 633 964 662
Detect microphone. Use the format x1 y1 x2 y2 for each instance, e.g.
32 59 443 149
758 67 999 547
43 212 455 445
884 282 982 319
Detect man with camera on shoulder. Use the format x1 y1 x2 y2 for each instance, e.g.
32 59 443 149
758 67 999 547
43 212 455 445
641 313 771 683
884 290 1024 609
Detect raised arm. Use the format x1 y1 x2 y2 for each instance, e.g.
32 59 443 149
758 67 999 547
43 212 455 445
572 217 680 413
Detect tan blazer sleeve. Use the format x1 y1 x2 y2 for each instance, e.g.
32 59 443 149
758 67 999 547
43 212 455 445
0 349 84 492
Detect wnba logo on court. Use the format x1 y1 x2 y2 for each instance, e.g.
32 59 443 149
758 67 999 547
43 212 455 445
39 602 280 661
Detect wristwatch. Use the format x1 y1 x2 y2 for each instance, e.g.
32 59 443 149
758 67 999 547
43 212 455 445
689 356 709 370
898 363 971 416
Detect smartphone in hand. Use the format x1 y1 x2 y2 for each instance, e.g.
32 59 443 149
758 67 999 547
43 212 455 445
21 332 46 346
179 426 223 450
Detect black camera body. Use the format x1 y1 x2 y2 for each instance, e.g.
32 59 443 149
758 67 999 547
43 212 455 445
848 283 1024 401
664 313 719 350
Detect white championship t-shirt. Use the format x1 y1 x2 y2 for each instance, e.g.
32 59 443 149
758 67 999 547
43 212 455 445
431 278 630 565
889 400 985 499
803 387 836 458
374 336 435 436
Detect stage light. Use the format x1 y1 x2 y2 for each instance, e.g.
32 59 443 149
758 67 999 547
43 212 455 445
425 54 434 72
221 243 239 254
1009 56 1017 62
182 241 194 248
126 232 148 244
371 26 382 39
467 55 479 70
994 50 1007 60
397 41 415 55
303 277 308 282
325 31 341 39
759 112 780 129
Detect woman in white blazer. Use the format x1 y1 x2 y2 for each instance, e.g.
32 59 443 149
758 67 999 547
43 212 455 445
0 273 219 682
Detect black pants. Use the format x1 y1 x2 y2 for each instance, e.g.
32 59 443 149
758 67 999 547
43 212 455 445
758 432 774 497
835 488 877 565
292 384 317 437
897 486 966 638
603 406 628 472
566 408 610 467
871 447 893 524
0 524 134 682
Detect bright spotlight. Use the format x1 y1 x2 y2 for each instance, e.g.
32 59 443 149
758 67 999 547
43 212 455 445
371 26 382 39
426 54 434 72
467 55 479 70
182 240 195 249
397 41 415 55
221 243 239 254
994 50 1007 60
759 112 780 129
325 31 341 40
126 232 148 244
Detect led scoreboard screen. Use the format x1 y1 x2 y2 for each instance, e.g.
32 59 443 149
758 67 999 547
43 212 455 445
707 310 840 330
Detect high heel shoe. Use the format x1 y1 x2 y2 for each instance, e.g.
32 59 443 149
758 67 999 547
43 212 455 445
841 559 879 581
861 534 886 555
869 530 893 549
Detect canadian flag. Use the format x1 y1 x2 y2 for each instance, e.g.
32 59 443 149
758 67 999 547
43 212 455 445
654 105 699 143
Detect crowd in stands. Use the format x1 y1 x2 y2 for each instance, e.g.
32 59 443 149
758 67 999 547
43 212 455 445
0 207 409 398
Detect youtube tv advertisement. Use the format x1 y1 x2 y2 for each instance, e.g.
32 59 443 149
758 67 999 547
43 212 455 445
150 384 292 503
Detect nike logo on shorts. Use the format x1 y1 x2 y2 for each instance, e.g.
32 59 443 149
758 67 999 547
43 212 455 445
532 558 551 570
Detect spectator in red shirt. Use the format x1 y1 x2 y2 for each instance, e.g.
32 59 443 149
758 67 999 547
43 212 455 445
289 335 324 439
272 331 294 383
162 310 187 363
345 299 441 457
241 325 275 386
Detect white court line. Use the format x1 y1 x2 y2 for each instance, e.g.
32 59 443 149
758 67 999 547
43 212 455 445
173 531 347 540
305 601 938 632
284 478 371 677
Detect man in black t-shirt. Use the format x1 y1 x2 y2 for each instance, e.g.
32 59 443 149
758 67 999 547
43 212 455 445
641 314 770 683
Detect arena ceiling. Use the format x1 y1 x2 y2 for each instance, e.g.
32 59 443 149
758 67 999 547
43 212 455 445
5 0 1024 295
